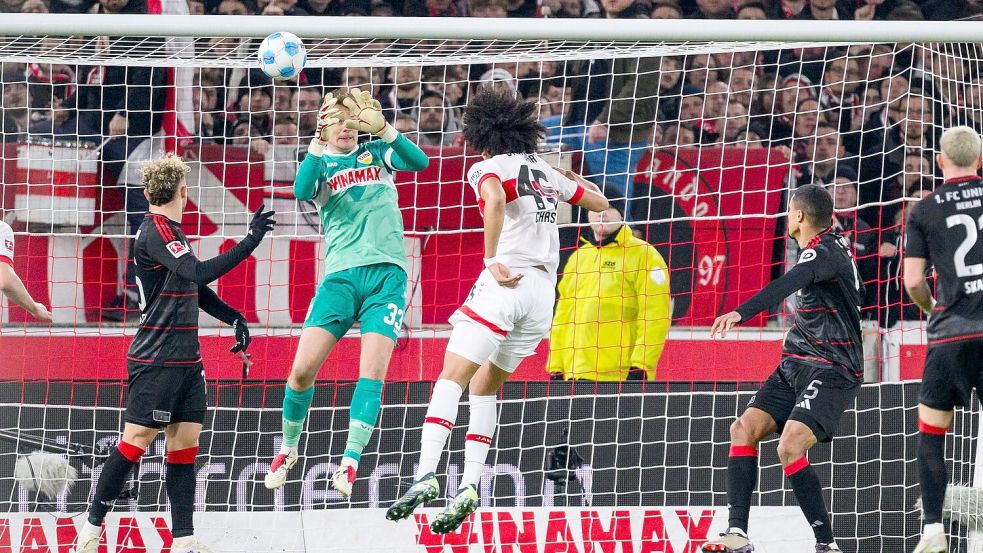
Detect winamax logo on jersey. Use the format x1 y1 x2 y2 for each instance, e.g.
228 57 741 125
328 166 383 192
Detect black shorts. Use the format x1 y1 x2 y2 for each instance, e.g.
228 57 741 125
920 339 983 411
125 363 207 428
747 358 860 443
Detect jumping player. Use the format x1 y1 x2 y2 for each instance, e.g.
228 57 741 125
704 184 864 553
385 87 608 533
906 126 983 553
73 155 275 553
264 88 429 497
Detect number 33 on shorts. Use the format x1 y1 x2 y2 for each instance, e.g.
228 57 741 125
383 303 404 334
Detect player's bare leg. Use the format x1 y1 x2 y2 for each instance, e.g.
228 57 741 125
703 407 776 553
329 332 395 497
914 404 954 553
430 361 511 534
74 424 158 553
163 422 212 553
266 327 337 490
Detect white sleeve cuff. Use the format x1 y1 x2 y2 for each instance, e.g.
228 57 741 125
378 124 399 144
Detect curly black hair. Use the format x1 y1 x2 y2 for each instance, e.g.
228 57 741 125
462 87 545 156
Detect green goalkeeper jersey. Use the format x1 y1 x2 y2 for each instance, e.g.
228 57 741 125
294 134 429 276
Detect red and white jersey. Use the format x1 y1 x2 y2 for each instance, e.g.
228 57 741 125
0 221 13 266
467 153 586 276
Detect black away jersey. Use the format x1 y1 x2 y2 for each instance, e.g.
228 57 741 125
736 229 865 380
127 213 201 367
906 176 983 344
783 231 865 379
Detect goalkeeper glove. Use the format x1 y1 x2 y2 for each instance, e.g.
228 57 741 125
231 317 251 354
316 95 343 144
342 87 388 137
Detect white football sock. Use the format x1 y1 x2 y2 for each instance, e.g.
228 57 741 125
80 521 101 537
461 394 497 489
923 522 944 536
415 379 463 480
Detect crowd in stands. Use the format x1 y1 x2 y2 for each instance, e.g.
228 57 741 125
0 0 980 330
2 0 978 20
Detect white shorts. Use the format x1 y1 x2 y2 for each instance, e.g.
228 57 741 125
446 267 555 373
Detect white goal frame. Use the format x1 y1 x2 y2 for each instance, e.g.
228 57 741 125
0 15 982 42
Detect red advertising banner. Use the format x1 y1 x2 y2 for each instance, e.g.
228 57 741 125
634 146 790 326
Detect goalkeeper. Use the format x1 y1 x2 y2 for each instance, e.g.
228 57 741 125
264 88 429 497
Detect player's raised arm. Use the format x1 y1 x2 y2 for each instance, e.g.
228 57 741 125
295 94 340 201
343 89 429 172
551 166 609 212
145 205 274 286
0 223 51 322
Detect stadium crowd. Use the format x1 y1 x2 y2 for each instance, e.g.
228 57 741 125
0 0 980 366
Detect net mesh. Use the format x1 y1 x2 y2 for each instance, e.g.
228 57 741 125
0 382 978 553
0 26 979 552
0 36 825 67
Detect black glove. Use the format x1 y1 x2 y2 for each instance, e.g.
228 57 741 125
247 204 276 241
626 367 646 381
231 317 251 353
549 373 565 381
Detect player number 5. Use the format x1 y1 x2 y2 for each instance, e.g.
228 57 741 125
803 379 822 400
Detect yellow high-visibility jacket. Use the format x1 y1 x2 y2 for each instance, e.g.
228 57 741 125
547 225 671 380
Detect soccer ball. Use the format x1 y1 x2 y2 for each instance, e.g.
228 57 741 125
257 32 307 80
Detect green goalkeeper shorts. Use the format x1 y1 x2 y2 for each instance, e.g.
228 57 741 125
303 262 407 343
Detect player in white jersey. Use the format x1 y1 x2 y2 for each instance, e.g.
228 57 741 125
0 221 52 322
386 87 608 532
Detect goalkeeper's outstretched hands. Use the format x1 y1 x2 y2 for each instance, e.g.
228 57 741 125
343 87 389 137
316 94 343 144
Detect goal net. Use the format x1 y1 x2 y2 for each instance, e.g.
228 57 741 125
0 16 979 552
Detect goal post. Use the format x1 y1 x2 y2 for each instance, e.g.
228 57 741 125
0 16 980 552
1 14 983 41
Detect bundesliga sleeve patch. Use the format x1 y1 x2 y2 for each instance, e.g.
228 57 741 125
798 249 817 263
2 239 12 257
469 167 484 187
167 241 191 258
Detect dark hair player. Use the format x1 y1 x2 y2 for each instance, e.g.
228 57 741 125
704 184 865 553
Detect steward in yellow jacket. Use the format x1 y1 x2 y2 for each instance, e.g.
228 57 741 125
547 207 671 380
